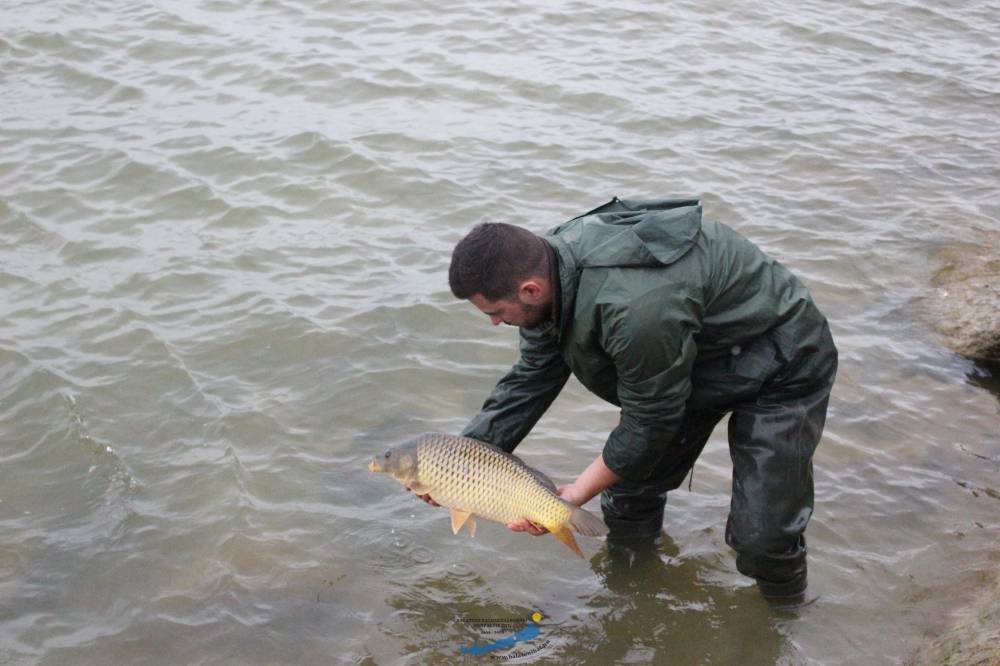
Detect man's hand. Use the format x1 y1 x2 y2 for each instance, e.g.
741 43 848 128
506 518 549 536
407 487 440 507
506 484 587 536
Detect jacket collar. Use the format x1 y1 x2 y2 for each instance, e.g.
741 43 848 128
542 235 579 344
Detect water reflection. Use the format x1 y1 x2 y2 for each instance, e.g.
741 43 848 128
379 568 524 664
564 535 787 664
378 535 789 664
966 361 1000 403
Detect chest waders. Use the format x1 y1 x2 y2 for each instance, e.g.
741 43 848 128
600 319 837 597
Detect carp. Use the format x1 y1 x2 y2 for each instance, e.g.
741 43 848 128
368 433 607 557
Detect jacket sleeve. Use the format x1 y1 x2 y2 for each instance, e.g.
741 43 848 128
598 296 697 481
460 326 571 453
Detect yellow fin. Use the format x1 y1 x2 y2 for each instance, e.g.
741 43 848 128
550 525 584 558
450 509 475 536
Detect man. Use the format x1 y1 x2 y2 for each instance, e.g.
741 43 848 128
444 197 837 599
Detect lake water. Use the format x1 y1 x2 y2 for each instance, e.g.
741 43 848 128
1 1 998 663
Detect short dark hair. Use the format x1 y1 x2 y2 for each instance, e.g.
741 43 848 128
449 223 548 301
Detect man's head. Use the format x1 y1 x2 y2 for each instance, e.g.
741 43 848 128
449 222 554 329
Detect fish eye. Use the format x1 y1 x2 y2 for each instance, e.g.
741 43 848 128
384 451 391 459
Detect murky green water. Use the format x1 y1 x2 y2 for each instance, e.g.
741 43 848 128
1 1 998 663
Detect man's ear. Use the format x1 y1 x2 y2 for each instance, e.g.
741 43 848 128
517 279 546 304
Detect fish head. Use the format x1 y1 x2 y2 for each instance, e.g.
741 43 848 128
367 439 419 486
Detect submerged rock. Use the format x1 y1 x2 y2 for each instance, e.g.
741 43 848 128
923 232 1000 363
907 569 1000 666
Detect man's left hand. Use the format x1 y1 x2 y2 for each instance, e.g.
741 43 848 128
506 484 586 536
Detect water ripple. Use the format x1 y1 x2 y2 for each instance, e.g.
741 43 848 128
1 0 999 662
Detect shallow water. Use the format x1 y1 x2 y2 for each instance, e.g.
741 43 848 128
1 0 998 663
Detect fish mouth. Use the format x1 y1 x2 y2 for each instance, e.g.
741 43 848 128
367 459 381 473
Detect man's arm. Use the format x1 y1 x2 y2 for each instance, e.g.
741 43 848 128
461 325 571 452
509 299 696 534
412 325 569 509
562 452 622 505
598 296 697 482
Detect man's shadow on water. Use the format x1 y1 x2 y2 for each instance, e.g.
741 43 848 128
555 534 787 664
379 533 788 664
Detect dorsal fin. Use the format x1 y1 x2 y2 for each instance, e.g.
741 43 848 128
525 465 557 492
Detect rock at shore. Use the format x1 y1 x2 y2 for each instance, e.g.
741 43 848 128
907 569 1000 666
922 232 1000 364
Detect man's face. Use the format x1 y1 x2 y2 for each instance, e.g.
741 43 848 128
469 293 551 330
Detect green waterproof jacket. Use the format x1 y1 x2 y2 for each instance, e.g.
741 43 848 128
461 197 832 482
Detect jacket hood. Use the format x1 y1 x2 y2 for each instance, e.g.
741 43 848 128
547 197 702 269
543 197 702 341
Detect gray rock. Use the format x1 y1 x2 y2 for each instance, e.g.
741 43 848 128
923 233 1000 363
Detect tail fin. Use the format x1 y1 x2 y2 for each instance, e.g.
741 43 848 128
550 525 584 558
566 505 609 537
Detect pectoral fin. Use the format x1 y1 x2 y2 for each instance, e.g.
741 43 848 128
450 509 477 537
550 525 584 558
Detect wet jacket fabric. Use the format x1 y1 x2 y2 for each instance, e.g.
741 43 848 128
461 197 835 483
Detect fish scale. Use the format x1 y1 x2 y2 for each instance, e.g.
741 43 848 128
416 434 568 526
369 433 608 557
